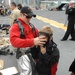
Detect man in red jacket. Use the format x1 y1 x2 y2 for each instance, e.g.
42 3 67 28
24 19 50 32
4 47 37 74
10 6 47 48
10 6 47 75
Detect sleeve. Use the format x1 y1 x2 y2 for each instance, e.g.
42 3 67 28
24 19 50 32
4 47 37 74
66 8 75 14
65 5 69 14
51 63 58 75
40 47 60 66
10 24 34 48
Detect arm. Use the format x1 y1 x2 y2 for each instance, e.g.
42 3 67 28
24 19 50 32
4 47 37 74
51 63 58 75
66 8 75 14
40 47 60 75
40 47 60 66
10 24 34 48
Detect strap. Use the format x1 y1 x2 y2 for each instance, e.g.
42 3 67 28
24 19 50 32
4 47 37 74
29 23 37 37
27 54 37 75
14 19 37 38
16 48 22 59
14 19 25 38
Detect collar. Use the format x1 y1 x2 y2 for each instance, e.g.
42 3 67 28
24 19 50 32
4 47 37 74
18 18 27 25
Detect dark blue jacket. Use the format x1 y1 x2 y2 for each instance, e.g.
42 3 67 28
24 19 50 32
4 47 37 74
31 40 60 75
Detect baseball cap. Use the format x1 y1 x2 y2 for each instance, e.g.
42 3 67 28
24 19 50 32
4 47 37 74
21 6 36 17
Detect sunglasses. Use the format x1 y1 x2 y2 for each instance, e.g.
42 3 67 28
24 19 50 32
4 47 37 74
23 14 32 19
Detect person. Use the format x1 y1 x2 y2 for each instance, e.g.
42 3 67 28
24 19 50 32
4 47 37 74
61 1 75 41
10 2 20 26
32 26 60 75
10 6 47 75
69 59 75 75
17 4 22 10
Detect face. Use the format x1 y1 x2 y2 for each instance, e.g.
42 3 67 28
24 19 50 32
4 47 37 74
69 3 75 7
10 4 15 10
21 13 32 24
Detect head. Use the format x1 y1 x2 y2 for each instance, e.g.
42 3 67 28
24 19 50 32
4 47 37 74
69 1 75 7
20 6 36 24
10 2 16 10
17 4 22 10
39 26 53 45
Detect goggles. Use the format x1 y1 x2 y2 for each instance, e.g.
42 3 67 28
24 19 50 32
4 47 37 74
23 14 32 19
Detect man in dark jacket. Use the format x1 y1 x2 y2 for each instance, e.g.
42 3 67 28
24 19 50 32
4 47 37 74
61 1 75 41
31 26 60 75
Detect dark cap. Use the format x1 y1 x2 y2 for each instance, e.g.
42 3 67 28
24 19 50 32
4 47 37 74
21 6 36 17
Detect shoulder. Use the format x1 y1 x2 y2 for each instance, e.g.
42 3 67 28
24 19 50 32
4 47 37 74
13 8 20 14
52 42 60 61
10 23 20 36
11 22 19 30
50 41 60 55
29 23 39 34
52 43 59 53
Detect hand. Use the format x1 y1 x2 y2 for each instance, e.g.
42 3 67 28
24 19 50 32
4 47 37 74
69 3 74 8
34 36 47 46
40 46 46 54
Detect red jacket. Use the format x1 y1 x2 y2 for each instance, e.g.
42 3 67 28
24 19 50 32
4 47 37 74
10 18 39 48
